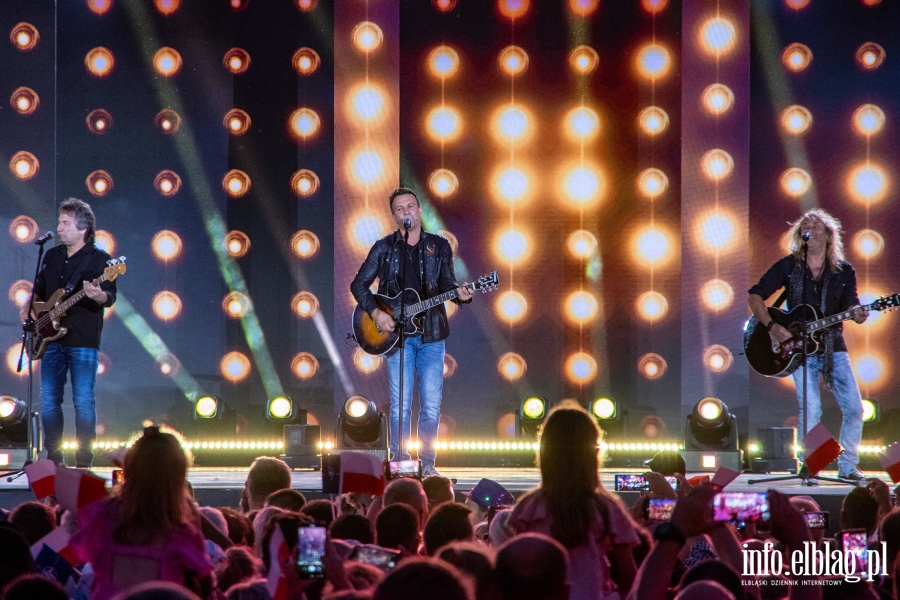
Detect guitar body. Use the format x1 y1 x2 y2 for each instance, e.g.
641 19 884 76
29 288 69 360
744 304 824 377
352 289 424 356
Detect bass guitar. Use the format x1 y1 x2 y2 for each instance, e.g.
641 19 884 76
743 293 899 377
27 257 127 360
352 270 499 356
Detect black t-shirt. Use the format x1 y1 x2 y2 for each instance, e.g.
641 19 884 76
33 243 118 349
400 240 423 295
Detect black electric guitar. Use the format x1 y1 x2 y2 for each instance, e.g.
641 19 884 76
743 293 899 377
27 258 127 360
352 270 499 356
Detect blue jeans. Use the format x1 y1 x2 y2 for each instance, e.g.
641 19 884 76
40 344 98 467
792 352 863 474
387 337 444 467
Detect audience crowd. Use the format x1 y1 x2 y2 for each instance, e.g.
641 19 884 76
1 402 899 600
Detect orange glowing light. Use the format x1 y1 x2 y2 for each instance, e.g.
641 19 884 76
10 23 39 51
636 43 671 80
291 291 319 318
637 168 669 199
633 227 671 266
498 352 526 381
498 0 530 19
292 48 320 75
494 228 530 265
564 106 600 140
9 216 38 243
347 147 387 188
352 22 384 54
291 169 320 197
847 163 888 204
569 45 600 75
781 105 812 135
564 291 598 325
784 0 810 8
157 353 180 376
498 45 529 76
223 170 251 198
443 354 457 378
433 0 457 11
153 47 182 77
292 352 319 380
697 211 736 253
230 0 249 10
224 231 251 258
152 291 182 321
429 169 459 199
221 351 251 383
491 104 532 144
86 109 113 134
87 0 112 15
559 164 604 208
701 83 735 116
98 354 110 375
10 151 39 180
223 48 250 74
154 170 182 196
348 213 386 253
854 353 886 386
852 229 884 259
565 352 597 385
85 47 114 76
700 279 734 311
638 353 667 379
348 83 387 124
567 230 598 259
780 168 811 198
698 16 737 58
638 106 669 136
856 42 885 70
569 0 598 16
94 230 115 254
155 109 181 134
291 230 320 259
641 0 668 13
295 0 316 11
223 109 251 135
8 280 32 308
289 108 320 139
853 104 885 136
428 45 460 79
86 170 113 196
154 0 179 15
782 43 812 72
151 230 182 261
353 347 382 375
704 344 733 372
425 106 462 143
495 290 527 323
636 291 668 321
10 87 39 115
701 149 734 181
6 345 27 376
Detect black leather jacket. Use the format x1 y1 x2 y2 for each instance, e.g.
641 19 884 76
350 229 466 343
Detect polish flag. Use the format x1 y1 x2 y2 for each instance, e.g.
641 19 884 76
802 423 842 475
266 524 290 600
879 443 900 483
340 452 385 496
24 459 57 500
30 525 79 566
54 467 107 513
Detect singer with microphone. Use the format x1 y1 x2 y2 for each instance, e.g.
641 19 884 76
19 198 117 469
747 209 868 483
350 187 473 477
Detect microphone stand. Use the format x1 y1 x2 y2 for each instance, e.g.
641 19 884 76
395 222 411 462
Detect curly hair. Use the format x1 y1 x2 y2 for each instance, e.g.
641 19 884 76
788 209 846 273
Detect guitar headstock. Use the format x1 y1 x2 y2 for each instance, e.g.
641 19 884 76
473 270 499 292
104 256 128 281
872 293 900 312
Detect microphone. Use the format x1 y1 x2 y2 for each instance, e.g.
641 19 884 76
402 216 412 231
801 230 811 242
34 232 53 245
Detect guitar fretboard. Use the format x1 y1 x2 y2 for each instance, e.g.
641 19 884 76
48 274 108 319
805 302 874 333
406 288 463 316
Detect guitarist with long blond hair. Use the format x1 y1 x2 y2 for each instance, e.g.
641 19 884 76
19 198 117 469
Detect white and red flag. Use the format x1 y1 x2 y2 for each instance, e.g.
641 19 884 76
24 459 57 500
30 525 79 566
54 466 107 513
266 524 290 600
879 443 900 483
340 451 385 496
802 423 842 476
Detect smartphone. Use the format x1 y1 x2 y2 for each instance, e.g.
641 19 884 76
351 544 402 572
296 524 326 578
387 460 422 480
713 492 770 527
840 529 868 576
111 469 124 485
614 474 679 492
803 511 829 529
648 498 676 521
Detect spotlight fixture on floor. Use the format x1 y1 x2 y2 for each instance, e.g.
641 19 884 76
682 396 742 472
337 395 388 460
194 396 221 419
590 397 623 438
516 397 547 439
191 396 237 439
0 395 29 469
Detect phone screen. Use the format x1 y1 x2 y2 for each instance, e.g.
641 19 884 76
296 525 326 578
614 474 646 492
841 530 868 576
352 545 401 571
803 511 828 529
713 492 770 527
111 469 124 485
388 460 421 480
648 498 676 521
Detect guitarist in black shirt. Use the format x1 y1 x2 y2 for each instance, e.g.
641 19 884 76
747 209 867 483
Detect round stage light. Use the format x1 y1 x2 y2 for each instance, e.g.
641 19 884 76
88 0 112 14
154 0 180 14
291 169 320 197
853 104 885 136
703 345 733 373
591 397 616 420
222 291 250 318
493 166 531 206
569 0 599 16
153 47 182 77
8 280 32 308
700 279 734 311
782 42 812 72
349 149 386 187
854 353 885 385
224 230 251 258
567 230 598 259
223 47 250 74
636 291 668 321
86 109 113 134
499 0 530 19
223 109 251 135
426 106 462 143
348 83 386 123
781 105 812 135
856 42 885 70
697 211 736 252
852 229 884 259
352 347 382 374
701 83 734 116
780 167 811 198
230 0 249 10
638 106 669 136
564 106 600 141
861 399 878 422
564 290 598 325
522 397 545 420
86 47 114 76
495 228 529 264
295 0 316 10
784 0 810 8
9 216 38 243
151 230 183 261
268 397 293 419
292 47 320 75
154 170 182 196
443 354 457 378
10 87 39 115
223 169 251 198
348 213 385 253
351 21 384 54
492 104 530 143
289 108 320 139
10 151 39 180
428 45 460 79
291 230 320 259
635 43 671 80
641 0 668 13
499 45 529 76
638 352 667 379
495 290 527 323
698 16 737 58
847 163 887 204
86 170 113 196
94 230 115 254
561 166 603 207
432 0 457 11
152 291 182 321
498 352 526 381
701 149 734 181
697 397 724 420
221 351 251 383
345 395 370 419
569 45 599 75
291 291 319 318
637 168 669 199
292 352 319 380
195 396 218 419
155 109 181 134
858 290 887 327
565 352 597 385
428 169 459 199
634 227 671 266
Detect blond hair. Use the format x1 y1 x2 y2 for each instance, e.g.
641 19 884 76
788 209 845 273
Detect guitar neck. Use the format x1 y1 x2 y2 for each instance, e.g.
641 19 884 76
806 303 871 333
49 274 107 318
406 288 462 316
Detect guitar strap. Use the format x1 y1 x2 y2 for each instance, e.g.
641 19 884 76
62 250 93 296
